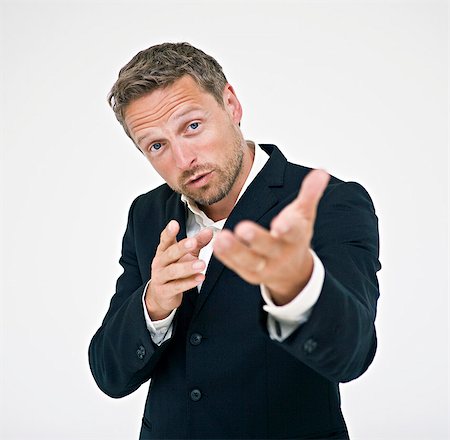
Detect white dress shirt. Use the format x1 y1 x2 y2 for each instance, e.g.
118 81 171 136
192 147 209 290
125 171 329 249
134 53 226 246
142 142 325 345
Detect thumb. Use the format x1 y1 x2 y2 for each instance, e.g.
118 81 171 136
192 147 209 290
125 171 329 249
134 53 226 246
292 169 330 221
271 169 329 239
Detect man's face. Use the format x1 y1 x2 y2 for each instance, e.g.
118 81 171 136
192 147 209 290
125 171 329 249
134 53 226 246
124 75 246 207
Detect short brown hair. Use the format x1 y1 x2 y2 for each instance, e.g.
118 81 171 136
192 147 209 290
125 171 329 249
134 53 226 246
108 42 228 139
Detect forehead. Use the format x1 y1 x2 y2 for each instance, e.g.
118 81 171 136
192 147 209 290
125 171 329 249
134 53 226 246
124 75 218 136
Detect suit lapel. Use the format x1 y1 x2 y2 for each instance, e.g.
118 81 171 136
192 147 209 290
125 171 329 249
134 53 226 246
192 145 287 321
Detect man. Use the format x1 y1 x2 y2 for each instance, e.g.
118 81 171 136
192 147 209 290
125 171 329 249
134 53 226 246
89 42 381 439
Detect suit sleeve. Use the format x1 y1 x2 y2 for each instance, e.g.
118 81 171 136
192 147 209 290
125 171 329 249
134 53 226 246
88 195 172 398
274 181 381 383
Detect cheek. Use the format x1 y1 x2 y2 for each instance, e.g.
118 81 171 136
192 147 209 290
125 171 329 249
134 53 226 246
149 157 179 184
190 128 216 146
194 127 227 154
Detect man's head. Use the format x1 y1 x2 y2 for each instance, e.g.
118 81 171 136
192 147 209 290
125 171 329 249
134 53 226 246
108 42 228 140
109 43 253 218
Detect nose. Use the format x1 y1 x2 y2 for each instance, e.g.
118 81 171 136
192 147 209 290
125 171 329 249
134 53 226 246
171 141 196 171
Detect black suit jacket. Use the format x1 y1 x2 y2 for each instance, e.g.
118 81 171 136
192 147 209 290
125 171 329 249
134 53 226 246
89 145 381 439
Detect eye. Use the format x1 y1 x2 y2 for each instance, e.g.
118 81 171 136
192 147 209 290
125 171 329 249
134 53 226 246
150 142 162 151
188 122 199 130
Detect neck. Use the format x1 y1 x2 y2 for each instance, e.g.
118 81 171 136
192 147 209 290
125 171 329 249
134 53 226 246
200 141 255 222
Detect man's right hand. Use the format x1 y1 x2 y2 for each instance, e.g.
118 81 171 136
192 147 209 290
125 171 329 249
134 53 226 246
145 220 213 321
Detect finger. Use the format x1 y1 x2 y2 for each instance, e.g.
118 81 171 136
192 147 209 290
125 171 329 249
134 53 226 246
213 230 268 283
164 272 205 295
190 228 214 257
160 229 213 266
158 259 206 284
271 169 329 239
179 253 197 263
234 221 283 258
158 236 198 267
157 220 180 253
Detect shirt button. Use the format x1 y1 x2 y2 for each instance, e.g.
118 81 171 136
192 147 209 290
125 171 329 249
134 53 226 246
190 389 202 401
189 333 203 346
136 345 146 359
303 338 318 354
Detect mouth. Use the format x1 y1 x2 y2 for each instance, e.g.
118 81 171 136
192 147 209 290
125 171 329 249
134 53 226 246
185 170 214 188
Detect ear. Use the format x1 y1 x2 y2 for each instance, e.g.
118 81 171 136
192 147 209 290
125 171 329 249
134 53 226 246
222 83 242 124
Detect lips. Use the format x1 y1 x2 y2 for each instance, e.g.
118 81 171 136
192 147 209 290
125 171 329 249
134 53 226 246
186 171 212 185
185 170 214 188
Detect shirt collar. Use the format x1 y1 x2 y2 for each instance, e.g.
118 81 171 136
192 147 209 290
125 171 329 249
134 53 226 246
181 141 269 227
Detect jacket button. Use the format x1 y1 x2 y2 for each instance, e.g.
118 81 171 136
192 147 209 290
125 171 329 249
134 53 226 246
189 333 203 346
303 338 318 354
190 389 202 401
136 345 146 359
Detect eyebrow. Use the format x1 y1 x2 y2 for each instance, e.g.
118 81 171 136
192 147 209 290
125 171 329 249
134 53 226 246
136 107 204 145
136 133 153 145
172 106 203 121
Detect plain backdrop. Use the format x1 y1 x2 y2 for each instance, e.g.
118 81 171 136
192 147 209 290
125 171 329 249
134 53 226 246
0 0 448 439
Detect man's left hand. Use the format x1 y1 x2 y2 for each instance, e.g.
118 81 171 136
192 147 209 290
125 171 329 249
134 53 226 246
213 169 330 306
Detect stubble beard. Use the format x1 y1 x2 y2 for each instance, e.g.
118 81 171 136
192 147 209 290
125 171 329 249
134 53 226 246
176 133 245 207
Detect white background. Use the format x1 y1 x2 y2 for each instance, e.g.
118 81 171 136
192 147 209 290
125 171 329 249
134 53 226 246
0 0 448 439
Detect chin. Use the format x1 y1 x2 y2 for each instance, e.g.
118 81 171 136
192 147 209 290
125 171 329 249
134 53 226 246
191 188 229 207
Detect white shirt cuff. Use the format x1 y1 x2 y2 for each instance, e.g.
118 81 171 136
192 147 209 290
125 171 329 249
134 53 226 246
142 279 176 346
261 249 325 341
